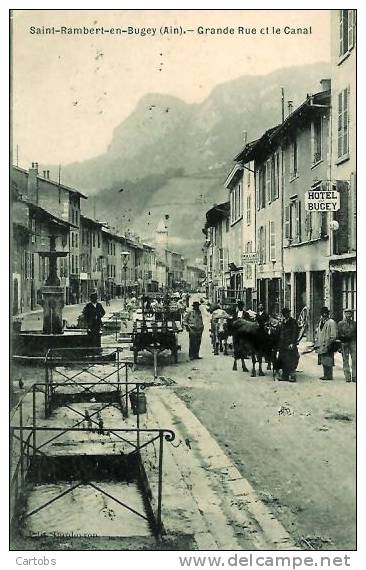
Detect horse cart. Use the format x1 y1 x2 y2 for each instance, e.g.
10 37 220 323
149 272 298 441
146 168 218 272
131 319 181 378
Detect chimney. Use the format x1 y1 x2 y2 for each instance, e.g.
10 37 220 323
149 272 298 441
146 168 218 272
320 78 331 92
27 164 39 204
243 130 248 146
287 101 293 116
46 170 50 179
43 170 47 178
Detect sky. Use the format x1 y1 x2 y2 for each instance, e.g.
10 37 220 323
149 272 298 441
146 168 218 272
11 9 331 168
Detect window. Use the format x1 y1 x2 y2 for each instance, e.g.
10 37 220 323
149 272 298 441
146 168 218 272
312 117 322 164
71 255 75 274
97 232 100 248
265 159 271 203
257 165 266 210
258 226 266 264
75 255 79 274
305 211 313 240
290 138 298 178
285 200 302 243
71 232 74 247
219 248 224 271
339 10 355 57
93 232 96 247
230 184 242 224
270 153 280 201
269 222 276 261
75 233 78 248
31 218 36 244
338 88 349 159
30 253 34 279
246 194 251 225
245 241 253 279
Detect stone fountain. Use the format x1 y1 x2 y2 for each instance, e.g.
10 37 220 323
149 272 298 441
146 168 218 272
12 235 100 360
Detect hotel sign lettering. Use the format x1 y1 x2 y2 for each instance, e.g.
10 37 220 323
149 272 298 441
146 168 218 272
305 189 340 212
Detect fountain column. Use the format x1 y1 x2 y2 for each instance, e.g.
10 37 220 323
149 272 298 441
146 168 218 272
39 235 68 335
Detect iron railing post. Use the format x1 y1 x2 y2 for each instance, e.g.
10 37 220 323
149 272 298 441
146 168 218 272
125 364 129 418
136 383 140 450
116 349 120 398
19 401 24 486
32 385 36 456
157 431 164 535
45 364 48 418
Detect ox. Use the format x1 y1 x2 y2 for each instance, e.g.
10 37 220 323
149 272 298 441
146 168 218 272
230 317 280 377
211 316 230 355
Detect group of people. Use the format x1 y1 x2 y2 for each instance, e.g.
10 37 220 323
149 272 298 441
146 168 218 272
81 291 356 384
182 298 356 383
315 306 356 382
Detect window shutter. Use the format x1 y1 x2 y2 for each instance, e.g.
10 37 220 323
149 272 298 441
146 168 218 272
339 10 344 56
285 205 290 239
348 10 354 48
296 200 302 242
338 92 343 157
333 181 349 253
264 224 267 263
343 88 349 155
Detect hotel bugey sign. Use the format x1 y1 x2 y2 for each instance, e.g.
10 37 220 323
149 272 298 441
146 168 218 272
305 187 340 212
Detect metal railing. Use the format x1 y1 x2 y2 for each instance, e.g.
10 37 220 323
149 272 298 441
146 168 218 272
10 423 175 535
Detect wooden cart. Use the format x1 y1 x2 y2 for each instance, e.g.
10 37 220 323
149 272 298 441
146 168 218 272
131 319 181 378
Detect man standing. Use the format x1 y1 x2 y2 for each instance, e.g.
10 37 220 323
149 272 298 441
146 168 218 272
82 292 105 337
315 307 338 381
256 303 269 328
277 307 300 382
183 301 204 360
233 300 250 321
338 309 356 383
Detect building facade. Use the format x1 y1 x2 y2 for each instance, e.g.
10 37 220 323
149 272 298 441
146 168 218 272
329 9 356 322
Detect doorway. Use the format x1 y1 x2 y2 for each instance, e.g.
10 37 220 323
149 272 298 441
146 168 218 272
311 271 325 339
295 272 306 319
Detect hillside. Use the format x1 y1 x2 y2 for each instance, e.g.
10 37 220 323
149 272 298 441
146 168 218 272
54 61 330 258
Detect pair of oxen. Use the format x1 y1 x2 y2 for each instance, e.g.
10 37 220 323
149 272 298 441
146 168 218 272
210 314 281 377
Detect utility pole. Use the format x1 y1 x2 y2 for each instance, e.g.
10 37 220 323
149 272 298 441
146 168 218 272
281 87 285 123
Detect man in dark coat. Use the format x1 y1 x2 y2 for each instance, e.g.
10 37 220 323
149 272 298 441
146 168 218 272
233 300 251 321
277 307 300 382
82 292 105 336
256 303 269 328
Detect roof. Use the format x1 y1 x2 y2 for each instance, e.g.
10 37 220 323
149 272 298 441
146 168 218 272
224 163 244 190
205 201 230 228
80 214 104 227
234 126 279 163
234 89 330 164
19 198 77 229
12 166 88 199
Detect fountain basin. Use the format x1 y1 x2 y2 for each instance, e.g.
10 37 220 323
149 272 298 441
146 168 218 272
12 329 101 359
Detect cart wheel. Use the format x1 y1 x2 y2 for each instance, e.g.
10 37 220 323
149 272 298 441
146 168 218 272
133 350 138 364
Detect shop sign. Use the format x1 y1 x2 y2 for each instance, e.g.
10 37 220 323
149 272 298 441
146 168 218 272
305 188 340 211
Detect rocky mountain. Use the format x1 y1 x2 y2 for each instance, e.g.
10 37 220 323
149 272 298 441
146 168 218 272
55 61 330 259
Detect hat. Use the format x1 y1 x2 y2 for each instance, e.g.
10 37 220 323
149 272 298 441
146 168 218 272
281 307 291 317
192 301 200 306
321 306 330 315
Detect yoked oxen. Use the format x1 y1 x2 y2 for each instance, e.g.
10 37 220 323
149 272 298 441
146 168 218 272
230 316 280 377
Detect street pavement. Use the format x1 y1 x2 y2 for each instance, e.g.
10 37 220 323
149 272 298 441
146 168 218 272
133 301 356 550
12 298 356 550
